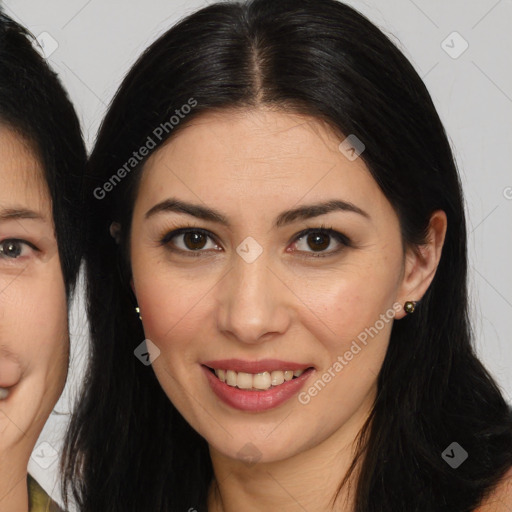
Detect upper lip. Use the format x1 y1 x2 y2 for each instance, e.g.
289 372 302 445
202 359 314 373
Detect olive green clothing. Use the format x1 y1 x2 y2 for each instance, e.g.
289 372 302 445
28 475 63 512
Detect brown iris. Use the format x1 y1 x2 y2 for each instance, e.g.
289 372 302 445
183 232 208 250
306 232 330 252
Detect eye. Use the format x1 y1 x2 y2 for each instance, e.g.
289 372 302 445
159 225 351 258
0 239 36 260
160 228 221 255
290 227 351 257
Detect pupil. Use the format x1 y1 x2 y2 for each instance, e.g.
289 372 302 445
1 241 21 258
184 232 206 250
307 233 329 252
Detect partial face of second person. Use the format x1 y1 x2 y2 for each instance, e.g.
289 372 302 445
130 108 444 466
0 125 68 472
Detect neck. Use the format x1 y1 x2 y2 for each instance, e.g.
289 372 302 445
0 464 29 512
207 399 373 512
208 444 361 512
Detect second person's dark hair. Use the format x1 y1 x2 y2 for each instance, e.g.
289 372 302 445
0 11 86 297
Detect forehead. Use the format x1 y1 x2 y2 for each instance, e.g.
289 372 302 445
0 124 51 214
139 109 383 209
150 108 344 170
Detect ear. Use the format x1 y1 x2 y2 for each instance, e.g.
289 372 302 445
395 210 447 319
109 221 121 244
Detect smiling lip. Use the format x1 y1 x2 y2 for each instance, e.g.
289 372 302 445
202 359 315 412
202 359 313 374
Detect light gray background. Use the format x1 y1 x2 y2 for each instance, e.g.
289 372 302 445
1 0 511 507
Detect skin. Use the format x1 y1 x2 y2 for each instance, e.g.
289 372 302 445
475 467 512 511
0 126 68 512
129 108 447 511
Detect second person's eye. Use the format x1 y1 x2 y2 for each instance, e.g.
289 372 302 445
0 238 37 260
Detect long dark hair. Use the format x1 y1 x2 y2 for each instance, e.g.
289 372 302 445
63 1 512 510
0 11 86 297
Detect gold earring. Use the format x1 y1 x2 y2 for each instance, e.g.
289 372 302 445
404 301 416 314
135 306 142 320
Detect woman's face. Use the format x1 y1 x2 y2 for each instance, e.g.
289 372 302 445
0 126 68 464
130 109 416 463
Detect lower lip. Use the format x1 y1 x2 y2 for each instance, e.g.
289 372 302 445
202 366 314 412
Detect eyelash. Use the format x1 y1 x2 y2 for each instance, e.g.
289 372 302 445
158 224 352 259
0 238 39 260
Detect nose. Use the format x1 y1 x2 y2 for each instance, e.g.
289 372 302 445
216 251 292 345
0 350 22 389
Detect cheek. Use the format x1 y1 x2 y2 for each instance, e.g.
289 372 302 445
135 269 209 351
292 271 397 430
0 258 68 446
135 251 403 346
0 261 68 381
291 259 401 346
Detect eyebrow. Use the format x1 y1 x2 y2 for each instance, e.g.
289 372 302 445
145 197 370 228
0 207 46 222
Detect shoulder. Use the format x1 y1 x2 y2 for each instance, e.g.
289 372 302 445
27 474 64 512
474 466 512 511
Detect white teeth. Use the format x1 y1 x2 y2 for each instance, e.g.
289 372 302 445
212 368 308 390
270 370 284 386
0 387 9 400
226 370 237 386
236 372 253 389
253 372 271 390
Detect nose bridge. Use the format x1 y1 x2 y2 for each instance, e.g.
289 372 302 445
216 242 290 344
